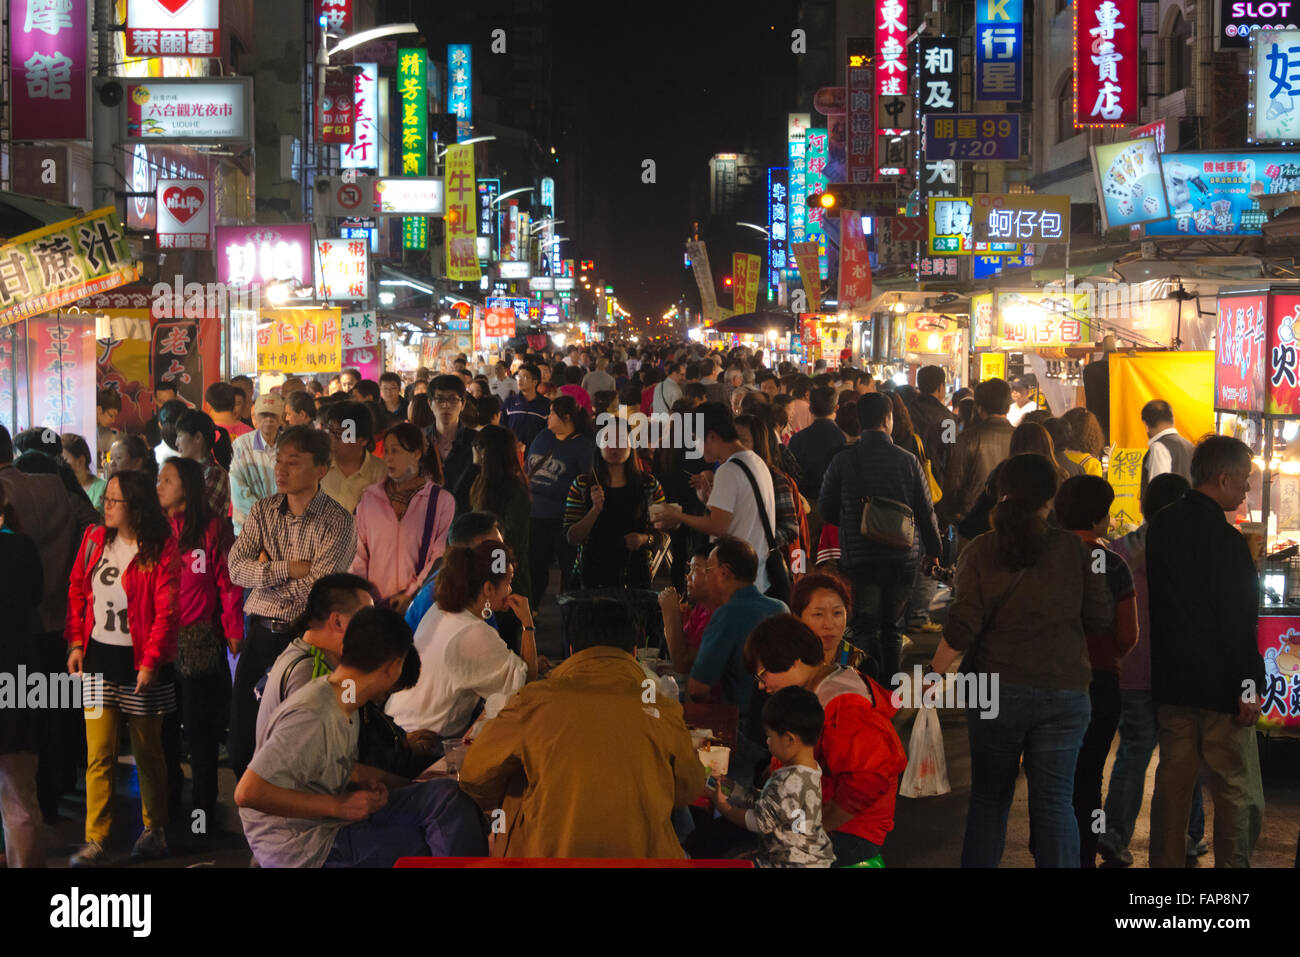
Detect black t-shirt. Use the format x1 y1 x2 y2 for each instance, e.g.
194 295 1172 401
580 484 648 587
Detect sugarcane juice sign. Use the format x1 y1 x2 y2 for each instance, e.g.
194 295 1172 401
0 208 137 328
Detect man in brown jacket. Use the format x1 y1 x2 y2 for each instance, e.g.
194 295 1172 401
939 377 1015 535
458 599 706 859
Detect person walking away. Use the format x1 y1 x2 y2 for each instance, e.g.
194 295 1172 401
1139 400 1195 502
66 471 181 865
1146 435 1266 867
940 378 1015 542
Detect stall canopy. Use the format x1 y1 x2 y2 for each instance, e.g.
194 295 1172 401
711 310 796 334
0 190 84 241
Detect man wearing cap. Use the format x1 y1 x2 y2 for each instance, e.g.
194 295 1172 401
230 393 284 535
1007 377 1039 428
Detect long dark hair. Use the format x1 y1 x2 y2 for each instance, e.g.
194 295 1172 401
407 392 433 431
384 420 442 484
435 541 516 613
990 453 1059 572
888 391 918 451
1009 421 1069 484
161 456 211 551
471 424 529 518
735 413 777 470
550 393 592 437
113 433 158 480
105 470 172 565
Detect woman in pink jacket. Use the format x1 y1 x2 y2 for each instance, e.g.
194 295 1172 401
156 456 243 824
66 469 180 867
351 421 455 615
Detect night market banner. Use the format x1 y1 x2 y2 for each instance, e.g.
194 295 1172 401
257 308 343 374
0 208 138 328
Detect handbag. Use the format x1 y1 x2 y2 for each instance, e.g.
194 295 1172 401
859 496 916 548
732 458 791 604
958 567 1029 676
917 435 942 504
177 620 226 679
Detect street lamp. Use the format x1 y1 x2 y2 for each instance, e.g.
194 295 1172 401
737 222 770 238
491 187 534 207
434 135 496 160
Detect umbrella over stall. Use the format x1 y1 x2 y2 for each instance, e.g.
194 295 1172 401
709 310 798 335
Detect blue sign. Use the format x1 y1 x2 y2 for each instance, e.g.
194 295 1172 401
448 44 472 141
486 296 530 323
924 114 1021 161
973 252 1033 279
341 225 377 253
1146 151 1300 236
975 0 1023 102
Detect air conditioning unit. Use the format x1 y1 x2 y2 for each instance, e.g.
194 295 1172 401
1157 88 1195 121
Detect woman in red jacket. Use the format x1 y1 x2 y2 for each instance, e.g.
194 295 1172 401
66 469 180 867
156 456 243 825
745 615 907 866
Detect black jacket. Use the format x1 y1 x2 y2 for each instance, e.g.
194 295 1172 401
1146 489 1265 714
908 393 959 484
787 418 845 501
0 528 43 754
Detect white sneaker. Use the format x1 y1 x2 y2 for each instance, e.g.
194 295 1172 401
70 841 108 867
130 826 168 859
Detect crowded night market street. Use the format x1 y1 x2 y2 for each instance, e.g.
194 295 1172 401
0 0 1296 940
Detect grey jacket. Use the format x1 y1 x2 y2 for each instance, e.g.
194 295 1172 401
0 464 99 634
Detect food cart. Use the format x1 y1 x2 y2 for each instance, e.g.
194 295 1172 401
1213 285 1300 736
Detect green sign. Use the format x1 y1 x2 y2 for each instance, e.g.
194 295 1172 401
399 48 429 250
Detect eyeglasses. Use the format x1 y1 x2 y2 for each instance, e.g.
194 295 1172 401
432 394 462 406
102 496 126 506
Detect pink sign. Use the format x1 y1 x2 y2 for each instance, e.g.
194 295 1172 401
29 311 96 444
216 224 313 288
9 0 89 140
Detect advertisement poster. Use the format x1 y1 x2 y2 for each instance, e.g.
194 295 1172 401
732 252 761 315
1268 293 1300 414
256 309 342 374
155 178 211 250
123 79 250 142
904 313 957 354
970 293 995 348
1146 151 1300 236
1257 617 1300 730
1251 29 1300 141
1214 293 1268 411
317 75 355 145
0 208 138 329
788 113 810 255
150 319 202 408
1075 0 1139 127
791 240 821 313
10 0 90 140
767 168 788 296
216 224 312 288
444 143 481 282
125 0 219 58
29 312 96 445
315 238 368 300
1091 137 1169 229
837 210 871 314
685 240 719 322
484 302 516 338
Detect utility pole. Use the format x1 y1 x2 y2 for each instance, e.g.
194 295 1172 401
92 0 120 217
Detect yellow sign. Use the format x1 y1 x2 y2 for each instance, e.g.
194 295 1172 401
443 144 481 282
732 252 761 315
994 291 1090 348
970 292 994 348
979 351 1005 381
257 308 343 374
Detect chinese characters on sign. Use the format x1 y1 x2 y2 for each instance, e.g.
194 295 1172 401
448 43 473 142
791 241 821 312
257 309 342 375
443 143 481 282
1252 29 1300 141
768 167 789 296
1214 293 1267 412
924 114 1020 161
805 128 829 278
10 0 89 140
398 48 429 249
788 114 810 262
126 0 218 58
341 63 379 170
123 79 249 142
975 0 1023 102
994 292 1091 348
317 75 355 145
918 37 959 116
973 194 1070 243
875 0 912 174
845 39 874 184
1075 0 1139 127
837 210 872 313
315 238 368 301
316 0 351 33
1269 294 1300 414
732 253 761 314
216 225 312 289
155 178 210 250
150 319 201 407
1256 619 1300 730
1146 151 1300 235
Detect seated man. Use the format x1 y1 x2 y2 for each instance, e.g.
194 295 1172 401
235 606 487 867
458 599 705 858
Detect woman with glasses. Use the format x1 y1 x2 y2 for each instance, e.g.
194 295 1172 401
65 470 180 866
351 422 455 616
155 456 243 826
744 614 906 867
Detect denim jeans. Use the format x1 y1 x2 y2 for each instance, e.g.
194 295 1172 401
325 779 488 867
962 682 1091 868
528 516 574 611
846 560 918 686
1101 690 1206 855
906 562 937 624
1073 670 1121 868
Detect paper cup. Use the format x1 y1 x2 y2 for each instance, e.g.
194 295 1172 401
649 503 668 523
689 729 714 750
697 745 730 777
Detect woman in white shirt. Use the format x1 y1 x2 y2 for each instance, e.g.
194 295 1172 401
385 540 538 739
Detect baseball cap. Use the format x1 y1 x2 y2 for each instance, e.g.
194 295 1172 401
253 394 284 417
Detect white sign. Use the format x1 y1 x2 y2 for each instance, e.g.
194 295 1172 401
155 177 210 249
498 261 530 279
553 277 575 291
123 78 251 143
341 63 379 169
530 276 554 291
1252 29 1300 142
126 0 220 58
374 177 445 214
475 235 490 260
341 310 380 351
315 238 369 301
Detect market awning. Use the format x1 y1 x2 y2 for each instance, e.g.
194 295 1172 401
0 190 85 242
710 310 796 334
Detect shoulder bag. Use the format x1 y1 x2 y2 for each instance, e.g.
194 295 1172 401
854 444 916 549
732 457 791 604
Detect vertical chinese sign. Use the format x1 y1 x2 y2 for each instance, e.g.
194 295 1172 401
975 0 1023 102
791 241 821 313
787 114 810 265
1213 293 1267 412
1075 0 1139 128
398 48 429 250
1251 29 1300 142
875 0 911 175
9 0 89 140
341 63 379 169
31 312 95 444
316 0 351 33
444 143 481 282
448 43 473 142
315 238 369 300
150 318 202 409
805 128 829 278
732 253 760 315
845 39 874 184
838 211 872 315
1269 294 1300 415
767 167 788 300
341 309 381 381
919 38 959 117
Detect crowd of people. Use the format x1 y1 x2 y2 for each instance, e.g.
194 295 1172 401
0 338 1271 869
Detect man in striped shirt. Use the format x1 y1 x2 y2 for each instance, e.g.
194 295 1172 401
227 426 357 779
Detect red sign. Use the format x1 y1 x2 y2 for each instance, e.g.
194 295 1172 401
1269 294 1300 415
1074 0 1139 128
30 312 96 439
814 86 845 115
484 304 516 338
316 0 351 33
1214 294 1267 412
10 0 90 140
837 209 872 313
318 76 355 145
1257 617 1300 730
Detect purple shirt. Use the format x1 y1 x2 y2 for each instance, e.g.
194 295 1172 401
1110 526 1150 692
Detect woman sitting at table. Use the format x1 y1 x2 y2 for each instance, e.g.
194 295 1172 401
385 541 538 741
790 572 871 674
744 615 907 867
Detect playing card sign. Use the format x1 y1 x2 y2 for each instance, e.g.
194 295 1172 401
126 0 219 58
155 178 210 250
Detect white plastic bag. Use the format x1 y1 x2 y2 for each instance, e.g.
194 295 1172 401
898 704 950 798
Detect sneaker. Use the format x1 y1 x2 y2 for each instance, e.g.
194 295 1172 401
130 826 168 860
1187 837 1209 857
70 841 108 867
1098 842 1133 868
